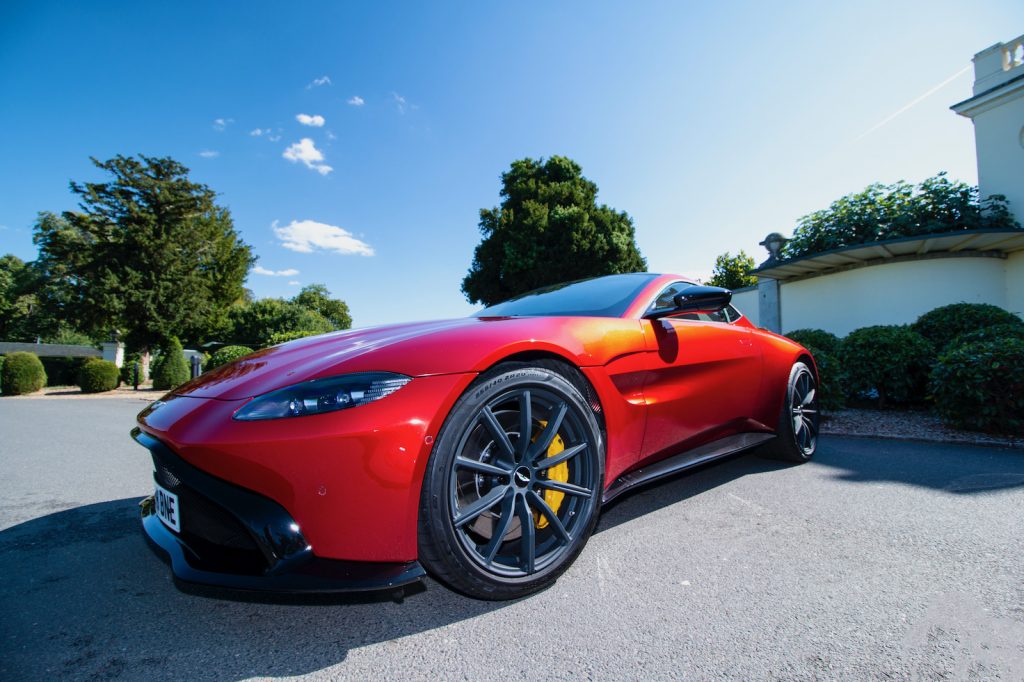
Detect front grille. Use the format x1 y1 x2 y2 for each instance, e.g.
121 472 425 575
150 453 268 576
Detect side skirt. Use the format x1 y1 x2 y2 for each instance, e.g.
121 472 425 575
602 432 776 504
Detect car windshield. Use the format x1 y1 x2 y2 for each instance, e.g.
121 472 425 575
475 273 660 318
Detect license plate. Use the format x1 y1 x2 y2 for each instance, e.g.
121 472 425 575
154 482 181 533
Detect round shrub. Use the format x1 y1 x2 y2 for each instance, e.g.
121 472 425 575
931 337 1024 434
785 328 841 356
947 323 1024 350
152 338 190 390
207 345 254 370
912 303 1023 352
0 351 47 396
803 345 845 412
77 359 120 393
841 325 933 407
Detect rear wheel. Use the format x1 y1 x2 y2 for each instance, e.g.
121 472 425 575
418 363 603 600
761 361 819 462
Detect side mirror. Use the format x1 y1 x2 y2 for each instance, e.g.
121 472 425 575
645 285 732 319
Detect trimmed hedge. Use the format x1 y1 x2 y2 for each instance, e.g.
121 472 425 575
841 325 933 407
1 351 47 396
77 359 120 393
947 323 1024 350
207 345 254 370
267 330 322 345
152 338 190 390
912 303 1023 352
931 337 1024 434
785 328 842 356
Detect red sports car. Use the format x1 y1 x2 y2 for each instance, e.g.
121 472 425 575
134 273 819 600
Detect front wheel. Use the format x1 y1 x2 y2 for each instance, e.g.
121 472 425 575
760 360 819 462
418 363 604 600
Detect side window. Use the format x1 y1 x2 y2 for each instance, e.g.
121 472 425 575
647 281 693 315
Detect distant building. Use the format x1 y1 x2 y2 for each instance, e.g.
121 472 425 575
734 33 1024 335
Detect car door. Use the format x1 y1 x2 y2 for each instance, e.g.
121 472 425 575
638 281 763 462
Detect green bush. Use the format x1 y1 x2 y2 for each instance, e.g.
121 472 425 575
77 359 120 393
841 325 933 407
0 351 47 396
947 323 1024 350
803 345 845 412
267 330 322 345
785 328 842 356
931 337 1024 434
207 345 254 370
40 356 91 386
120 353 148 386
152 338 190 390
912 303 1023 352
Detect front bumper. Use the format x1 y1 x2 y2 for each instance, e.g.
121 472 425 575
133 428 425 593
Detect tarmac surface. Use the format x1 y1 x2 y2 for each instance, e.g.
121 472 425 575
2 397 1023 680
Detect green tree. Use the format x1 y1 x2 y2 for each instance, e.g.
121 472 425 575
152 337 190 390
782 172 1020 260
292 284 352 329
226 298 334 347
462 156 647 306
0 254 59 341
32 155 255 356
708 250 757 289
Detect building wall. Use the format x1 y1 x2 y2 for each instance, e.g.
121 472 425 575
777 255 1011 336
730 287 759 326
1007 251 1024 317
972 96 1024 224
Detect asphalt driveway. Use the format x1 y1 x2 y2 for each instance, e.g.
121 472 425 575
1 398 1022 680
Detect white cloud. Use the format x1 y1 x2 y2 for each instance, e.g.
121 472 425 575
198 150 220 158
326 130 337 141
250 128 271 137
347 95 365 106
282 138 333 175
252 265 300 277
296 113 325 127
307 75 332 89
273 219 374 256
268 132 282 142
391 92 407 114
213 117 233 131
288 280 301 286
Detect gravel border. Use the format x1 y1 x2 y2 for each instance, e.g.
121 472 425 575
822 408 1022 449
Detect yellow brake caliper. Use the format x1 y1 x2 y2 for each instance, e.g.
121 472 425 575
533 420 569 529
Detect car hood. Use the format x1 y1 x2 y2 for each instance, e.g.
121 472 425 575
173 318 481 400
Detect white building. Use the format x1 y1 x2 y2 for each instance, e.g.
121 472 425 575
733 33 1024 335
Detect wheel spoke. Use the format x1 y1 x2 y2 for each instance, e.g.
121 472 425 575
537 479 592 498
527 490 571 544
480 406 515 460
515 495 535 573
454 485 507 528
529 401 568 462
535 442 587 470
481 489 516 564
793 414 804 435
517 390 532 459
800 387 816 407
455 457 510 477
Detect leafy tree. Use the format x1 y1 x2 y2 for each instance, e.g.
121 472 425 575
0 254 59 342
293 284 352 329
782 173 1021 260
708 251 757 289
226 298 334 347
32 155 255 355
462 156 647 306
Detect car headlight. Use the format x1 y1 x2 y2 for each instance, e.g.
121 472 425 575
233 372 411 421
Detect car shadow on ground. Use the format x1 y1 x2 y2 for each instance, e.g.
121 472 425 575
3 437 1022 680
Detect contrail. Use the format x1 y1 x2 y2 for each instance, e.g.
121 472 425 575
853 64 971 142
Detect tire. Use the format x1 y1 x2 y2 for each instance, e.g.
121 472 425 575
418 362 604 600
760 360 819 462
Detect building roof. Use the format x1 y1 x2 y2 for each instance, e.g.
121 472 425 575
753 229 1024 281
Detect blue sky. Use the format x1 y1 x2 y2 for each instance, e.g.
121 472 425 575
1 1 1021 327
